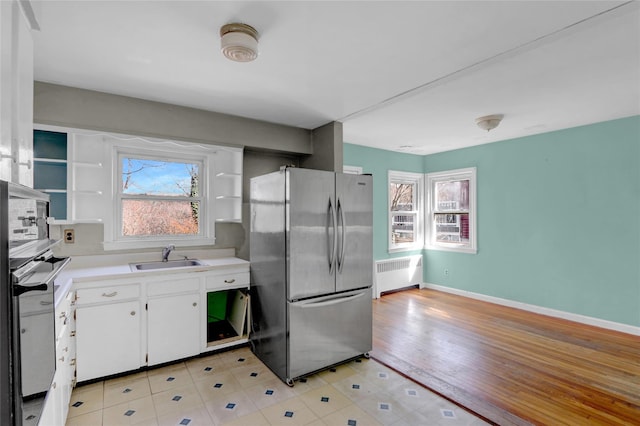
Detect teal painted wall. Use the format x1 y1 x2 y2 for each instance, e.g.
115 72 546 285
343 143 423 260
344 115 640 327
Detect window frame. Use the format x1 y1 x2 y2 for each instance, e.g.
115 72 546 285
104 136 217 250
388 170 424 253
425 167 477 254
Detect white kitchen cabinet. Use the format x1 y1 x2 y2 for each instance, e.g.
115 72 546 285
69 259 249 383
75 285 142 382
213 147 243 222
204 270 250 350
66 132 107 223
13 0 34 187
33 130 68 220
147 292 200 366
0 1 14 182
147 276 201 366
0 0 36 186
30 129 109 223
40 289 76 426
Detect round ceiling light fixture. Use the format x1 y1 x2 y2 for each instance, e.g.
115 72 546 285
220 23 259 62
475 114 504 132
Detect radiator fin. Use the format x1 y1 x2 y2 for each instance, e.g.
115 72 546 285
376 257 422 274
374 255 423 298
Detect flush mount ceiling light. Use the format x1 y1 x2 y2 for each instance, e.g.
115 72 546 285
220 23 259 62
475 114 504 132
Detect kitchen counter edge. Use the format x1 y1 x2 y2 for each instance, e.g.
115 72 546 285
53 257 249 307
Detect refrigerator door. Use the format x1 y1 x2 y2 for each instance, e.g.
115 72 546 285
287 287 372 380
287 168 337 300
335 173 373 293
250 171 288 381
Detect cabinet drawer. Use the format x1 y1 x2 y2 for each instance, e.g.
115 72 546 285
76 284 140 305
147 277 200 296
206 272 249 290
55 290 74 339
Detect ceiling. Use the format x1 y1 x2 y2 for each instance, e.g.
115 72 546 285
32 1 640 155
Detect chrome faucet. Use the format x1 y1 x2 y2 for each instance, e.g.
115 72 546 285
161 245 175 262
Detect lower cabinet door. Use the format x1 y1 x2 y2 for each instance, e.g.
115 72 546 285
76 301 142 382
39 371 61 426
147 293 200 366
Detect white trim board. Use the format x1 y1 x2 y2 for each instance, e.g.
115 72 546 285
423 283 640 337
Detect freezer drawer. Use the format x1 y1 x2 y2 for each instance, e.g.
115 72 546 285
288 287 372 381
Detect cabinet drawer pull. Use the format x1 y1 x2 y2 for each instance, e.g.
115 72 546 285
224 279 236 284
40 300 53 306
192 302 197 307
130 311 136 316
102 291 118 297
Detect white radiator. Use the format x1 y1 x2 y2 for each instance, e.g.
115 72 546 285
373 255 423 298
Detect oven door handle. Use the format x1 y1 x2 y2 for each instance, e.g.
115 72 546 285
12 257 71 296
41 256 72 283
14 283 49 296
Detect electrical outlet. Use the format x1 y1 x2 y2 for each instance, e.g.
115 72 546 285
63 229 75 244
444 268 449 277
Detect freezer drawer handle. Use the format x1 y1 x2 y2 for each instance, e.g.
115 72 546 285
298 291 366 308
102 291 118 298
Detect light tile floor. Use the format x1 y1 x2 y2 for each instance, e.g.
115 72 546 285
65 347 488 426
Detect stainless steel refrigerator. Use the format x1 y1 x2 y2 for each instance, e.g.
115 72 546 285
249 167 373 385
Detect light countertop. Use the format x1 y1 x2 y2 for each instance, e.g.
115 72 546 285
54 255 249 307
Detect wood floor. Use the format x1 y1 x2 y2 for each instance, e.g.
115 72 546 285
370 288 640 426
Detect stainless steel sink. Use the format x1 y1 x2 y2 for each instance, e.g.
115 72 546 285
130 259 204 272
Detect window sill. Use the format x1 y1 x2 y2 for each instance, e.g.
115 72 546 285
425 244 477 254
389 245 423 254
103 237 216 251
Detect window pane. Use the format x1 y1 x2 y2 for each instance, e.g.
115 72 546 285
391 213 415 244
390 183 414 211
435 213 469 243
122 158 199 197
435 179 469 210
122 200 199 236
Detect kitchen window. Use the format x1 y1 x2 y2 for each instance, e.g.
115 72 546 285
101 135 220 250
118 154 202 238
388 171 423 252
426 167 477 253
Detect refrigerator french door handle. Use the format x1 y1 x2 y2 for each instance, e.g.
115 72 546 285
337 198 346 273
327 197 337 273
296 291 366 307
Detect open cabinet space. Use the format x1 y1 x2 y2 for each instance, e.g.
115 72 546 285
206 288 249 347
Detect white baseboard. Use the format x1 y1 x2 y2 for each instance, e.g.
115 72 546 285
422 283 640 337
